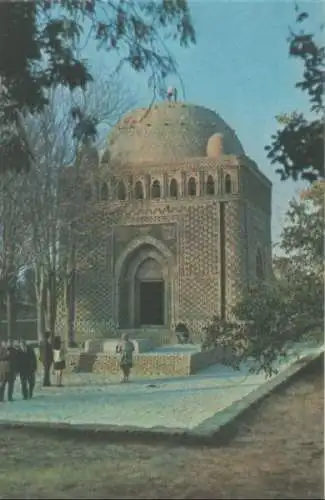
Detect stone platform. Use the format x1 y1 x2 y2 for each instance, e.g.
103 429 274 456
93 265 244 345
1 345 322 442
84 337 155 354
62 344 226 377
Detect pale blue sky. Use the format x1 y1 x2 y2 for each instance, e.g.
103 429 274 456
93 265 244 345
83 0 323 249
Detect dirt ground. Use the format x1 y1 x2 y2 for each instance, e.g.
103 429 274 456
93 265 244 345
0 358 323 500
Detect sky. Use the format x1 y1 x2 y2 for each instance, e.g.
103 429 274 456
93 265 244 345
83 0 323 249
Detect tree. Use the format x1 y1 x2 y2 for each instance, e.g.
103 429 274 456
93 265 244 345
266 4 324 182
204 182 324 377
23 70 135 342
0 1 195 173
0 173 33 338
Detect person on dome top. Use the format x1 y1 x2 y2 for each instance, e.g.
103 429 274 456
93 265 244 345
167 86 177 102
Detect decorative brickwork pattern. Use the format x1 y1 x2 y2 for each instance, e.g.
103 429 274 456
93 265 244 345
245 199 272 282
225 199 244 315
177 202 220 333
36 347 231 377
58 102 272 346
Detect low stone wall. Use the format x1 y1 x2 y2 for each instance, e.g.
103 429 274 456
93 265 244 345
189 346 232 374
67 351 190 377
35 346 229 377
84 338 155 354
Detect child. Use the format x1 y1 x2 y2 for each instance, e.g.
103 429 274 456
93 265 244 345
53 336 66 387
116 333 135 383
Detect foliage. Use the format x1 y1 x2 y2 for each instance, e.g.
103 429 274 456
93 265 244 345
19 70 135 341
265 4 324 182
204 183 324 377
280 180 324 269
0 172 34 336
0 0 195 172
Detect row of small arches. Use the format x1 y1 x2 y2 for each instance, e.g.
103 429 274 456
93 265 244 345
99 174 232 201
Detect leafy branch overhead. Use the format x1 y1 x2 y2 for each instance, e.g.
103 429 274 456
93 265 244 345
0 0 195 172
266 6 324 182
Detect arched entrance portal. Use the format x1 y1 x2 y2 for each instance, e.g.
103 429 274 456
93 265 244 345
116 242 172 328
136 258 164 326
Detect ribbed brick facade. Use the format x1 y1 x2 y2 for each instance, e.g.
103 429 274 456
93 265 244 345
58 102 272 344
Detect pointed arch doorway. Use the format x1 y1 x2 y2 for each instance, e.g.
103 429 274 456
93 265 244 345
116 242 172 329
136 258 164 326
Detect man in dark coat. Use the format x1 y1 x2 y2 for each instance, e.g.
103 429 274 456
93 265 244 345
18 340 37 399
0 341 10 402
39 331 53 387
0 339 19 401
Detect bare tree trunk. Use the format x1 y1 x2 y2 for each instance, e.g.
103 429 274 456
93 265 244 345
47 269 57 341
34 264 47 342
64 234 77 347
6 289 13 340
65 267 76 347
36 299 46 342
5 272 18 340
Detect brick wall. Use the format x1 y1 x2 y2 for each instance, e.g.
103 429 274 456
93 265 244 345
65 351 191 376
35 347 231 377
189 345 233 374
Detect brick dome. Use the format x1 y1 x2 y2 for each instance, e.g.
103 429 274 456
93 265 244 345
107 102 245 164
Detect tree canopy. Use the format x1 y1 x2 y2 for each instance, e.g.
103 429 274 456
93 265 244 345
266 4 324 182
0 0 195 172
204 182 324 377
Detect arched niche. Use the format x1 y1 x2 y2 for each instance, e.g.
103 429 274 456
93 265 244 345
117 180 127 201
225 174 232 194
151 179 161 199
206 174 215 195
188 176 197 196
169 178 178 198
135 180 144 200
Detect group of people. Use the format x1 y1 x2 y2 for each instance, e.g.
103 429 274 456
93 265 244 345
0 338 37 402
0 330 174 398
0 331 67 403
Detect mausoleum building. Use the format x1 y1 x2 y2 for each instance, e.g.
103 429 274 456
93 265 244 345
59 101 272 343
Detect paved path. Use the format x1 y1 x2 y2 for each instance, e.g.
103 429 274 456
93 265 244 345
0 343 322 431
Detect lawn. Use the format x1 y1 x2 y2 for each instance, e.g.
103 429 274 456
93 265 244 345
0 356 323 499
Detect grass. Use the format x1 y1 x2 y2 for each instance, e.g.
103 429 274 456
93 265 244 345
0 356 323 499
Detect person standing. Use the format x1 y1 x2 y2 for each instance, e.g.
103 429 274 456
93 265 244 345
0 339 18 402
116 333 135 383
7 339 19 401
18 339 37 399
0 341 10 402
39 331 53 387
53 336 66 387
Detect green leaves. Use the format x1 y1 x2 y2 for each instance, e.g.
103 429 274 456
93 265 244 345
266 112 323 182
281 185 324 267
266 6 324 183
0 0 196 173
205 185 324 377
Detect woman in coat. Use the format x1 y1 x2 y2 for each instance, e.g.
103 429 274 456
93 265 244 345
53 336 66 387
116 333 135 383
0 342 10 402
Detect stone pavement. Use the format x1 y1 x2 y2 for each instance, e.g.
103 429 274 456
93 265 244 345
0 343 322 440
